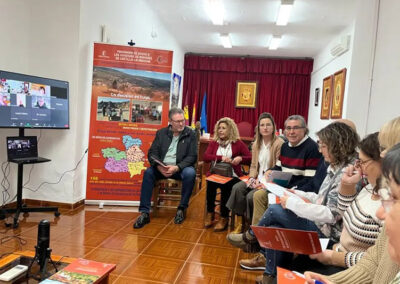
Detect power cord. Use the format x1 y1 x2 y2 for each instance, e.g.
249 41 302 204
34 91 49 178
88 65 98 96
23 148 88 192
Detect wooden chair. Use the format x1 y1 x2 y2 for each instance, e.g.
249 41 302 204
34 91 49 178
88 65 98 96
152 122 202 216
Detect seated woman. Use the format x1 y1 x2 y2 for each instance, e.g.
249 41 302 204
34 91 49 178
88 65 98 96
381 143 400 284
226 113 284 233
310 132 383 268
235 122 359 284
305 116 400 284
203 117 251 232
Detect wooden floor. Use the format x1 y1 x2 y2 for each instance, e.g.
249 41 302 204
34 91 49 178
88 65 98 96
0 187 261 283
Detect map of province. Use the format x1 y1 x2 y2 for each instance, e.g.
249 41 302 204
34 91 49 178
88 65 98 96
102 135 147 177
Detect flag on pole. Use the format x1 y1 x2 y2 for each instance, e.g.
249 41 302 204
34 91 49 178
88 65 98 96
183 91 189 126
191 92 198 128
200 92 208 133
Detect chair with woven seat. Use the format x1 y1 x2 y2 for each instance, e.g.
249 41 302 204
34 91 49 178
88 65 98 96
152 122 202 216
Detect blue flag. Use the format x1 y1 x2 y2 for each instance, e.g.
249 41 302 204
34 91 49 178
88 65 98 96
200 93 208 133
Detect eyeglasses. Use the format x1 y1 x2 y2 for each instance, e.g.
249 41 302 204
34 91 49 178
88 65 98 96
317 140 327 149
379 188 398 213
355 158 372 167
171 119 185 124
285 126 304 131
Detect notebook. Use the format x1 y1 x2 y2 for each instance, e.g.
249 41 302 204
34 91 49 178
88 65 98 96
6 136 47 163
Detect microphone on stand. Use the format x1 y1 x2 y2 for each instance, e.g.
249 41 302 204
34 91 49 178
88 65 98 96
37 219 50 270
27 219 57 280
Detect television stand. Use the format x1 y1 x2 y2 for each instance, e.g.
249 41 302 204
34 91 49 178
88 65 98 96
1 129 60 229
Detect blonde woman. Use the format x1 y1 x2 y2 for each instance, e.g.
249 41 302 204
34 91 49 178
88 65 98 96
203 117 251 231
226 112 283 232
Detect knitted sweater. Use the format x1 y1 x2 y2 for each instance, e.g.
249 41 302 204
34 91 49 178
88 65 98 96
331 184 383 267
328 226 400 284
272 136 321 189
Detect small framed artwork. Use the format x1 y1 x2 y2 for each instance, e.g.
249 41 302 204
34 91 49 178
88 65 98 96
314 88 320 106
330 68 347 119
320 76 333 119
235 81 258 108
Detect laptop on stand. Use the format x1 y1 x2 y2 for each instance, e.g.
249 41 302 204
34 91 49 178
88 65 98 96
7 136 49 163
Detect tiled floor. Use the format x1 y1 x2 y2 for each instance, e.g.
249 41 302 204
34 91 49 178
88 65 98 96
0 186 261 283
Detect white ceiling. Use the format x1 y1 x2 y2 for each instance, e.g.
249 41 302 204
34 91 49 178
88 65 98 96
147 0 360 58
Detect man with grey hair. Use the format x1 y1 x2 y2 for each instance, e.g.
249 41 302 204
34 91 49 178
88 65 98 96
227 114 322 268
133 108 197 228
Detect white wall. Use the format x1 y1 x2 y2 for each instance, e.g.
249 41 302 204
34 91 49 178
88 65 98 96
0 0 81 204
307 23 355 140
308 0 400 139
0 0 185 205
367 0 400 132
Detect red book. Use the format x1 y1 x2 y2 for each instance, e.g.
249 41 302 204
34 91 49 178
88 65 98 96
277 267 306 284
251 226 329 255
206 174 233 184
42 258 116 283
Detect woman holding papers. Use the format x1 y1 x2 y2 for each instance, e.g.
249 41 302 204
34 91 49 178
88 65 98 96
226 112 284 233
310 132 384 268
203 117 251 231
241 122 359 284
305 116 400 284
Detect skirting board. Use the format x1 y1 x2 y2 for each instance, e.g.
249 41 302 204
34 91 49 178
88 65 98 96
85 200 140 207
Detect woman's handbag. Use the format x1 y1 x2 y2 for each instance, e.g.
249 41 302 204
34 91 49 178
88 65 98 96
210 161 233 177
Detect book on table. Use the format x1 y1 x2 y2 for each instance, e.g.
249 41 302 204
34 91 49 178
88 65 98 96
40 258 116 284
251 226 329 255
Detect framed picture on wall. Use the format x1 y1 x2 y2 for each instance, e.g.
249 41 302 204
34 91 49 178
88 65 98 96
314 88 320 106
330 68 347 119
235 81 258 108
320 76 333 119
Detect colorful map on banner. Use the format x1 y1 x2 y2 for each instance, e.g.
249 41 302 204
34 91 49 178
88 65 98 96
86 43 173 201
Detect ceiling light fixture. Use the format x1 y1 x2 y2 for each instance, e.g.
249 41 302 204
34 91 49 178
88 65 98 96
276 0 294 26
269 35 282 50
207 0 224 25
220 33 232 48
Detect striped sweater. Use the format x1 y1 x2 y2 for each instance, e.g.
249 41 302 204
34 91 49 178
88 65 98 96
332 184 383 267
272 136 321 189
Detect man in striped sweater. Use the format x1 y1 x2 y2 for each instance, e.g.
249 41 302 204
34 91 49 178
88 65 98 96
227 115 322 269
271 114 321 188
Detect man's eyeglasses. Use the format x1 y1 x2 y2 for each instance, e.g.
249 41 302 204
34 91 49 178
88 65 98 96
171 119 185 124
285 126 305 131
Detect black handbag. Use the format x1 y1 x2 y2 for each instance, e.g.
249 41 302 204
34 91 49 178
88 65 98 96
210 161 233 177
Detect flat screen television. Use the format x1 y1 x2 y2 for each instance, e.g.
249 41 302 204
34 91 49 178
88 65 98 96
0 70 69 129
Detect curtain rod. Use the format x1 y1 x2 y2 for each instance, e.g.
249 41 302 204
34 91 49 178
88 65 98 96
185 52 312 60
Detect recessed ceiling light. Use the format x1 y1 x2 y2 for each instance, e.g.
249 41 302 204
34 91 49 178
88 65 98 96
206 0 224 25
276 0 294 26
220 33 232 48
269 35 282 50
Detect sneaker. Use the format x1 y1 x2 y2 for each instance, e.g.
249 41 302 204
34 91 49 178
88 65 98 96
133 212 150 229
226 231 259 253
255 274 274 284
239 253 266 270
174 207 186 224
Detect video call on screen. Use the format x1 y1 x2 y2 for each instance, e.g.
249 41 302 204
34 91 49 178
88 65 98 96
0 71 69 129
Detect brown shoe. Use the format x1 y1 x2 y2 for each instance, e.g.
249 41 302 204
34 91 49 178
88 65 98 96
255 274 274 284
214 217 228 232
204 212 214 228
239 253 266 270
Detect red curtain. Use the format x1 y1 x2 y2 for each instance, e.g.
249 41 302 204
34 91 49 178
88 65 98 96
182 54 313 135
